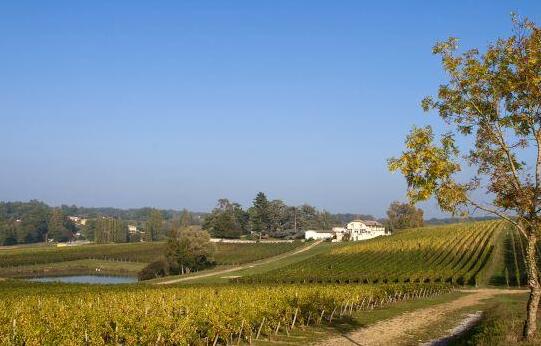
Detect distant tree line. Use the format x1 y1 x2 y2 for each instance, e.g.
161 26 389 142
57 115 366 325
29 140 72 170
58 204 206 224
202 192 378 239
1 198 447 246
0 201 77 245
424 216 497 225
0 201 201 246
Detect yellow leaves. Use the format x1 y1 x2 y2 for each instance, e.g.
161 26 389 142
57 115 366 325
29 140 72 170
0 282 450 345
392 18 541 217
388 126 461 207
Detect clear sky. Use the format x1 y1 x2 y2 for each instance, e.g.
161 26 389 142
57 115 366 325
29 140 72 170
1 1 540 217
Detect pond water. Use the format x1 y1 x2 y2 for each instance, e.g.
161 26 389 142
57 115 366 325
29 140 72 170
28 275 137 284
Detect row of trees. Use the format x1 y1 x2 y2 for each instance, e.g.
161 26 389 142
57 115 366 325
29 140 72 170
202 193 350 239
0 200 200 245
0 201 77 245
203 193 425 239
0 198 425 245
91 217 128 243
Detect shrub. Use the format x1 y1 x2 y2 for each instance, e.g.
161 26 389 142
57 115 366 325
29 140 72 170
138 257 169 281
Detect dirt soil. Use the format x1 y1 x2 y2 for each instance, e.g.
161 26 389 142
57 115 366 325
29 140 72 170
156 240 322 285
316 289 528 346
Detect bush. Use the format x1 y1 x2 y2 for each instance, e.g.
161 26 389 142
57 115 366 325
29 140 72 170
138 257 170 281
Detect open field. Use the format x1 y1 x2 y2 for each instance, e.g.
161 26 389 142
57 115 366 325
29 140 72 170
241 221 506 285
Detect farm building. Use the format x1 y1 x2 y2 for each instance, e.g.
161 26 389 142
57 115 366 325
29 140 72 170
346 220 387 241
305 220 388 242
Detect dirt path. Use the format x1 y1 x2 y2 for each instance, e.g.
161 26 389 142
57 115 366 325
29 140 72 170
317 289 528 346
421 311 483 346
156 240 322 285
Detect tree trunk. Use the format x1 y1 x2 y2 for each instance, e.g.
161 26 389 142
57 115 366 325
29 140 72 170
523 233 541 339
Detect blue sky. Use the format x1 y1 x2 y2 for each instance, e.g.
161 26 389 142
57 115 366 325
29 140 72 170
1 1 540 217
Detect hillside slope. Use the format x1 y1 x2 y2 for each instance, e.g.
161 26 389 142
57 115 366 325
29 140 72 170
241 221 506 285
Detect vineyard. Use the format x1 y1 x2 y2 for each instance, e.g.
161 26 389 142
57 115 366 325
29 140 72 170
0 242 305 280
213 242 304 265
488 227 531 287
0 281 451 345
0 242 167 267
0 242 304 269
240 221 506 285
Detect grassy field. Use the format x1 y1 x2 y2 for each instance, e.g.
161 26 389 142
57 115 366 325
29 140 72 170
241 221 505 285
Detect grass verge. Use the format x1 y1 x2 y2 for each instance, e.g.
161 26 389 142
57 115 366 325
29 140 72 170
448 293 541 346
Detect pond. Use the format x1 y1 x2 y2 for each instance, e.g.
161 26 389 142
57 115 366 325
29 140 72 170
27 275 138 284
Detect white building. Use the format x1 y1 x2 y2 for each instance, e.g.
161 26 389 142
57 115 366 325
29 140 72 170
304 230 334 240
332 227 348 241
128 225 139 234
68 216 87 226
304 220 388 242
346 220 387 241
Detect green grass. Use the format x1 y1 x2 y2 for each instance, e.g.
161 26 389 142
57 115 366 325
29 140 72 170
448 294 541 346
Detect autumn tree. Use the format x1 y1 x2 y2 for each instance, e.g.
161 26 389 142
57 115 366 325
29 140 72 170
386 201 424 230
388 17 541 338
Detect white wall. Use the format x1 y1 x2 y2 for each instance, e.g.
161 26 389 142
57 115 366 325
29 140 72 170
304 230 333 240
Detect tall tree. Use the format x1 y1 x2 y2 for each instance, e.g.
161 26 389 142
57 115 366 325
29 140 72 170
203 199 247 238
248 192 271 234
48 208 68 242
296 204 319 230
317 210 338 230
268 199 289 233
147 209 164 241
112 219 128 243
179 209 192 228
386 201 424 230
388 17 541 338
